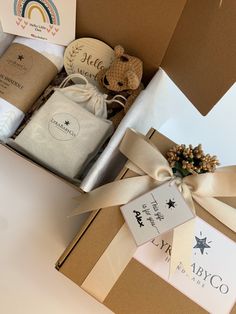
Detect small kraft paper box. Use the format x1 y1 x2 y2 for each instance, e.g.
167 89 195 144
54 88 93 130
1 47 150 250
1 0 236 193
56 128 236 314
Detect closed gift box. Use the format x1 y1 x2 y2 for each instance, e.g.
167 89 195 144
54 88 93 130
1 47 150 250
1 0 236 193
56 128 236 314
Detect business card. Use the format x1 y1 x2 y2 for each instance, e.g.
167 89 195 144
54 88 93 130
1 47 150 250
0 0 76 46
121 182 195 246
134 217 236 314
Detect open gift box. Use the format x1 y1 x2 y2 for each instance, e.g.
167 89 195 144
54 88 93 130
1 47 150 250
1 0 235 192
56 128 236 314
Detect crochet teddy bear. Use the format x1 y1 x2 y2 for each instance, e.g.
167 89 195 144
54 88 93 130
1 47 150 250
97 45 143 127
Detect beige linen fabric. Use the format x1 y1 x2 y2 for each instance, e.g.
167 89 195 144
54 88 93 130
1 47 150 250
14 90 113 179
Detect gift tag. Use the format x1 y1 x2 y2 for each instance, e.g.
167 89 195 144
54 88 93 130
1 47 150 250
121 182 195 246
64 38 114 85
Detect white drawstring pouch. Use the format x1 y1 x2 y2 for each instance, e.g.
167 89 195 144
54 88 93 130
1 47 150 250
10 74 115 180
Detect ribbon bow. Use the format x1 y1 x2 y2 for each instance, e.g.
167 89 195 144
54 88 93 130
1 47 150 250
73 129 236 273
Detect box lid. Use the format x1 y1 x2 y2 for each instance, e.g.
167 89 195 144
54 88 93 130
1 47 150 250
76 0 236 115
162 0 236 115
57 128 236 313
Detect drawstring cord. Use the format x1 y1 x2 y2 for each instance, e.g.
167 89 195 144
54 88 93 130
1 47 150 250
57 74 126 119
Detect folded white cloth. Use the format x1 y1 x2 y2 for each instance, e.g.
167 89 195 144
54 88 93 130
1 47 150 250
0 22 14 56
0 99 24 142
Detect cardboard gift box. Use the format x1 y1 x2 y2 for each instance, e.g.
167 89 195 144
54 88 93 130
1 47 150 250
1 0 236 193
56 128 236 314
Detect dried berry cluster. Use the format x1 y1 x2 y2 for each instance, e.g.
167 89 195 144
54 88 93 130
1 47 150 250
166 144 219 177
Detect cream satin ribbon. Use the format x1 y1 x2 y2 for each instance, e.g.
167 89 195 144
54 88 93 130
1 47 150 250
73 129 236 274
81 223 137 301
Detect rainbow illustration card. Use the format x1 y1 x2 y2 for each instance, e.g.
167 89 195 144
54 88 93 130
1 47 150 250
0 0 76 46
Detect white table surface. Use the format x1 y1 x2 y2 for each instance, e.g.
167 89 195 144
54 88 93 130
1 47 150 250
0 145 112 314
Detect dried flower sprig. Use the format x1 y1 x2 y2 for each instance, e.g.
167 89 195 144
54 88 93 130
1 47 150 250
166 144 220 177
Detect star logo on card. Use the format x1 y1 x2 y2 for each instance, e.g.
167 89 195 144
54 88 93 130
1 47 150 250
193 231 212 255
166 198 176 209
64 120 70 126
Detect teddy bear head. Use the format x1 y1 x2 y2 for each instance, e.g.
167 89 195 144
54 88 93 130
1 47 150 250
98 45 143 92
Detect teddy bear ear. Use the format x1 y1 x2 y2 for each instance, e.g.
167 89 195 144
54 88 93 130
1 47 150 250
126 70 140 89
114 45 125 57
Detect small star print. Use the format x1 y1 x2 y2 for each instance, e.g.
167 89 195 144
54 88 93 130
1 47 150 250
18 55 24 61
193 236 211 255
64 121 70 126
166 199 176 209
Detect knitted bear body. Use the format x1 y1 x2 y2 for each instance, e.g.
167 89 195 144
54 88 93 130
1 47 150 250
97 45 143 127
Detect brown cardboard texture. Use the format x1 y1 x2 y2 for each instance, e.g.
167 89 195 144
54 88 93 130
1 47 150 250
0 43 57 113
75 0 186 84
2 0 236 192
76 0 236 115
1 0 187 190
57 129 236 314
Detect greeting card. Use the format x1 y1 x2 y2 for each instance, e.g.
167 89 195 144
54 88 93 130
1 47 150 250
0 0 76 46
